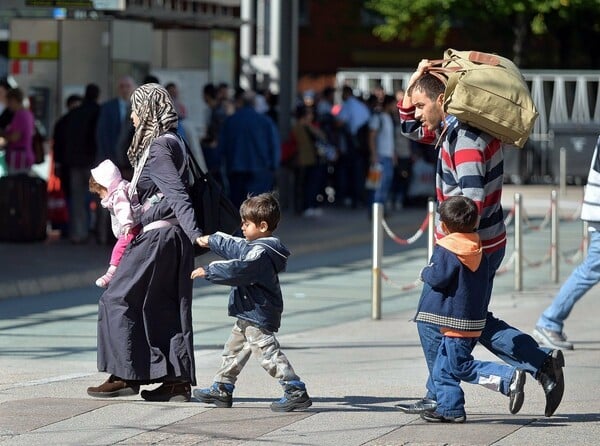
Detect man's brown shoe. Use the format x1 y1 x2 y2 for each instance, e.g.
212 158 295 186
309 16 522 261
87 375 140 398
140 382 191 402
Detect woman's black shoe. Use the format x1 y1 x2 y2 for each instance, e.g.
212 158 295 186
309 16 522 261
140 382 191 402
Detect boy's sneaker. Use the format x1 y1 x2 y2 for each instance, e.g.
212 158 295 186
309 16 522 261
508 369 526 414
270 381 312 412
533 326 574 350
192 382 234 408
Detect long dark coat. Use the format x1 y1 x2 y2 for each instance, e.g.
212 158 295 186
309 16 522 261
96 131 202 384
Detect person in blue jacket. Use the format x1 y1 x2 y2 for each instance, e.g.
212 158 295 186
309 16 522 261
416 196 526 423
191 192 312 412
218 89 280 208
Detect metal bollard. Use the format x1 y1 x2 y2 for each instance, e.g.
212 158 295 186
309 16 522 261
514 193 523 291
427 199 436 262
551 190 559 283
559 147 567 197
371 202 383 320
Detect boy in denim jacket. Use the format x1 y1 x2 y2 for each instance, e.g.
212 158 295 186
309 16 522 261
416 196 525 423
191 193 312 412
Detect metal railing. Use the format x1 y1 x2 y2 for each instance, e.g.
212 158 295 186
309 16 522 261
370 191 586 320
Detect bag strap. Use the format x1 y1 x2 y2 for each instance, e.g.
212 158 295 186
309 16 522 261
423 51 502 84
467 51 501 66
128 131 189 198
161 131 210 188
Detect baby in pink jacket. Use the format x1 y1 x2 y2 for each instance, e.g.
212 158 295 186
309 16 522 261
89 159 140 288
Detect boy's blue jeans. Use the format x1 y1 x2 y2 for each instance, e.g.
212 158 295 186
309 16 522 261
417 247 551 401
537 229 600 332
433 336 515 417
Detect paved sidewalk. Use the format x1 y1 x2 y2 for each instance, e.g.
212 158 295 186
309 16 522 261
1 185 598 445
1 272 598 445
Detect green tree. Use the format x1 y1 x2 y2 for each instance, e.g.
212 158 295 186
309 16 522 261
365 0 600 67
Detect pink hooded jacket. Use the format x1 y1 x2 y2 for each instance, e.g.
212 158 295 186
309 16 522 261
91 159 135 237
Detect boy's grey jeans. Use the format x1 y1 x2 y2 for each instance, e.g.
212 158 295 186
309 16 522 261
214 319 300 385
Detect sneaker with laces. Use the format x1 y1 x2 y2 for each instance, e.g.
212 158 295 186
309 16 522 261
270 381 312 412
508 369 526 414
533 326 574 350
193 382 234 408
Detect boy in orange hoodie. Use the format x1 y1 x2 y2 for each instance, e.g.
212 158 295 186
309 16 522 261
416 196 526 423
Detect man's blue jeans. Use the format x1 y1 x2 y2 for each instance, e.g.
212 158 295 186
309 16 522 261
537 229 600 332
417 246 551 400
433 336 515 417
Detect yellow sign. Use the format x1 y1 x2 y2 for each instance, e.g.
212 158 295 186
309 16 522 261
9 41 59 60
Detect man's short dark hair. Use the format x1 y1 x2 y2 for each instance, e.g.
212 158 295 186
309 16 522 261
6 87 24 103
410 73 446 101
341 85 353 97
84 83 100 101
240 193 281 232
438 196 479 233
66 94 82 108
203 83 216 99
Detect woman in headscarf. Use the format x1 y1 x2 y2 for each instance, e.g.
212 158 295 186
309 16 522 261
86 83 203 402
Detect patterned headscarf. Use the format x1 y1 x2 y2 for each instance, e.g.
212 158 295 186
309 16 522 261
127 83 179 167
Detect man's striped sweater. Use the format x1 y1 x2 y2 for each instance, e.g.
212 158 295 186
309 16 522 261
399 105 506 254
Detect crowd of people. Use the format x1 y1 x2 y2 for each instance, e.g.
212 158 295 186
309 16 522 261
201 82 433 219
1 71 435 246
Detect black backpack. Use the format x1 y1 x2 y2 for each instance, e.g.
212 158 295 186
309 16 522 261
162 133 240 256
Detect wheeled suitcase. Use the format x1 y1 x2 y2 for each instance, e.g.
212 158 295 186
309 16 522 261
0 173 47 242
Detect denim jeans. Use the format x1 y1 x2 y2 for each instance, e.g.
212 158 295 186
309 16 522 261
417 246 550 400
537 229 600 332
433 336 515 417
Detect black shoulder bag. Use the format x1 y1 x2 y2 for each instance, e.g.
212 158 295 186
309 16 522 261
163 133 241 256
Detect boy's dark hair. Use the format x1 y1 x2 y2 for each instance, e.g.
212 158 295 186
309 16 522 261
240 193 281 232
409 73 446 101
438 196 478 233
89 175 107 196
